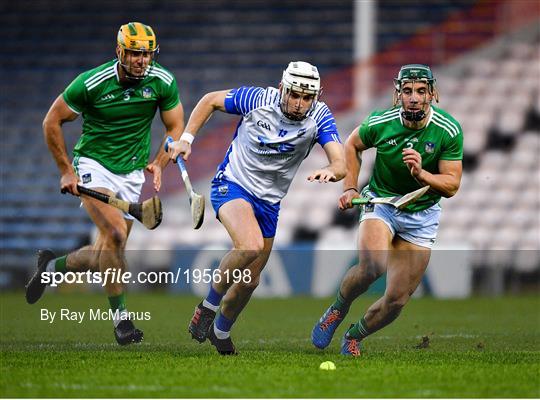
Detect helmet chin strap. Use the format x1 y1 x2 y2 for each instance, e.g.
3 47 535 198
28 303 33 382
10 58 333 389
401 109 426 122
279 88 317 121
120 65 144 81
281 104 306 121
118 60 147 81
117 48 155 81
400 79 429 122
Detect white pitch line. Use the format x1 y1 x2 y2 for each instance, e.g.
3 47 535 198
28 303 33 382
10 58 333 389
20 381 243 394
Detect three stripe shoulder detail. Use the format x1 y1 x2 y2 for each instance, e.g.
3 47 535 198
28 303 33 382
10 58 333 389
148 66 174 85
84 66 116 90
368 109 400 126
432 111 460 138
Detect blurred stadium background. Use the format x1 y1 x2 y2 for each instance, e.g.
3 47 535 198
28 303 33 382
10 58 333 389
1 0 539 297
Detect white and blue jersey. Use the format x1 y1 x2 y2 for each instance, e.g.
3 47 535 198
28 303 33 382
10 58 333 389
214 86 341 204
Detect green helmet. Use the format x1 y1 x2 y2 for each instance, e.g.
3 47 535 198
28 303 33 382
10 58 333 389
393 64 436 91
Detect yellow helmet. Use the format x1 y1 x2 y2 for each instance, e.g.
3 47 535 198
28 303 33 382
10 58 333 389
117 22 159 79
117 22 158 53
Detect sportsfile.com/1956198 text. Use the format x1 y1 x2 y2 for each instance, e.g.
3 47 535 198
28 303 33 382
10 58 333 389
40 268 252 287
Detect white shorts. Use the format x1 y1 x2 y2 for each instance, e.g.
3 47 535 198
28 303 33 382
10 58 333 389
74 156 145 220
360 193 441 249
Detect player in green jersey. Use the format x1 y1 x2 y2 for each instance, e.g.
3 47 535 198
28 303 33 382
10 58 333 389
25 22 185 345
311 64 463 356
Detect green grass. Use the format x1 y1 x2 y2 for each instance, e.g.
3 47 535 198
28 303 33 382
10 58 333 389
1 292 539 397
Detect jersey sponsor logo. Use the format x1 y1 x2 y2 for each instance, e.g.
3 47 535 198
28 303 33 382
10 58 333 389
424 142 436 153
278 129 288 137
257 136 295 153
82 173 92 184
257 120 271 131
386 138 398 146
100 94 115 101
142 87 153 98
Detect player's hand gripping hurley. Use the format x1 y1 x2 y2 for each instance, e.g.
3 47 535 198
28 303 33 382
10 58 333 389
61 186 162 229
165 136 205 229
352 186 430 210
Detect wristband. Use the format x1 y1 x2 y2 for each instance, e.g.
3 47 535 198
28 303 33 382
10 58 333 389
344 187 359 193
180 132 195 144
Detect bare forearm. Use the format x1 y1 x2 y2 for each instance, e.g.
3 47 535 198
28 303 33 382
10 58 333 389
185 92 225 135
43 123 72 175
153 104 186 168
416 170 459 197
154 128 182 168
154 140 173 169
343 145 361 190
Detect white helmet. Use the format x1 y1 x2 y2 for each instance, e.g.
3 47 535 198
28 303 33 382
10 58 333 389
280 61 321 120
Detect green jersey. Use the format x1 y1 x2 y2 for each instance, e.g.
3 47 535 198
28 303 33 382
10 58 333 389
63 60 180 174
359 105 463 212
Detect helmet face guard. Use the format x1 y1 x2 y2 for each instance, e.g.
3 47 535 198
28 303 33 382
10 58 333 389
117 22 159 80
280 61 321 121
393 64 438 122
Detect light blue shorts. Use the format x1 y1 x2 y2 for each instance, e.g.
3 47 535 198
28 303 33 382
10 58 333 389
360 195 441 249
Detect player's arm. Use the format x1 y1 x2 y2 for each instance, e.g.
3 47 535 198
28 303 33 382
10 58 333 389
308 141 346 183
43 95 80 195
166 90 229 161
186 89 229 130
405 156 462 198
146 103 186 192
338 126 369 210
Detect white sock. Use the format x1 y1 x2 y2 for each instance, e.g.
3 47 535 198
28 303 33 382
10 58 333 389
45 259 56 273
202 299 219 312
214 324 230 340
113 309 129 328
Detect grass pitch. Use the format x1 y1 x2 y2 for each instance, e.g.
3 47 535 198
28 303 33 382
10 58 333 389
1 292 539 397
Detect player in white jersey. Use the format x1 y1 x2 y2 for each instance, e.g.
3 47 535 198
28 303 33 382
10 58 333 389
167 61 346 354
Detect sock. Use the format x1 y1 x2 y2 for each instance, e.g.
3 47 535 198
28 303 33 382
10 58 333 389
332 290 351 313
203 286 223 312
214 314 234 339
347 317 371 340
108 293 127 327
46 256 68 273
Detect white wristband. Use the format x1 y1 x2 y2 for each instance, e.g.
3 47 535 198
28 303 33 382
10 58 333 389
180 132 195 145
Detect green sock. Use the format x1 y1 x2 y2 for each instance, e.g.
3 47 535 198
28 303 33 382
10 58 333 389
108 293 126 311
347 317 370 340
332 291 350 313
54 256 68 273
